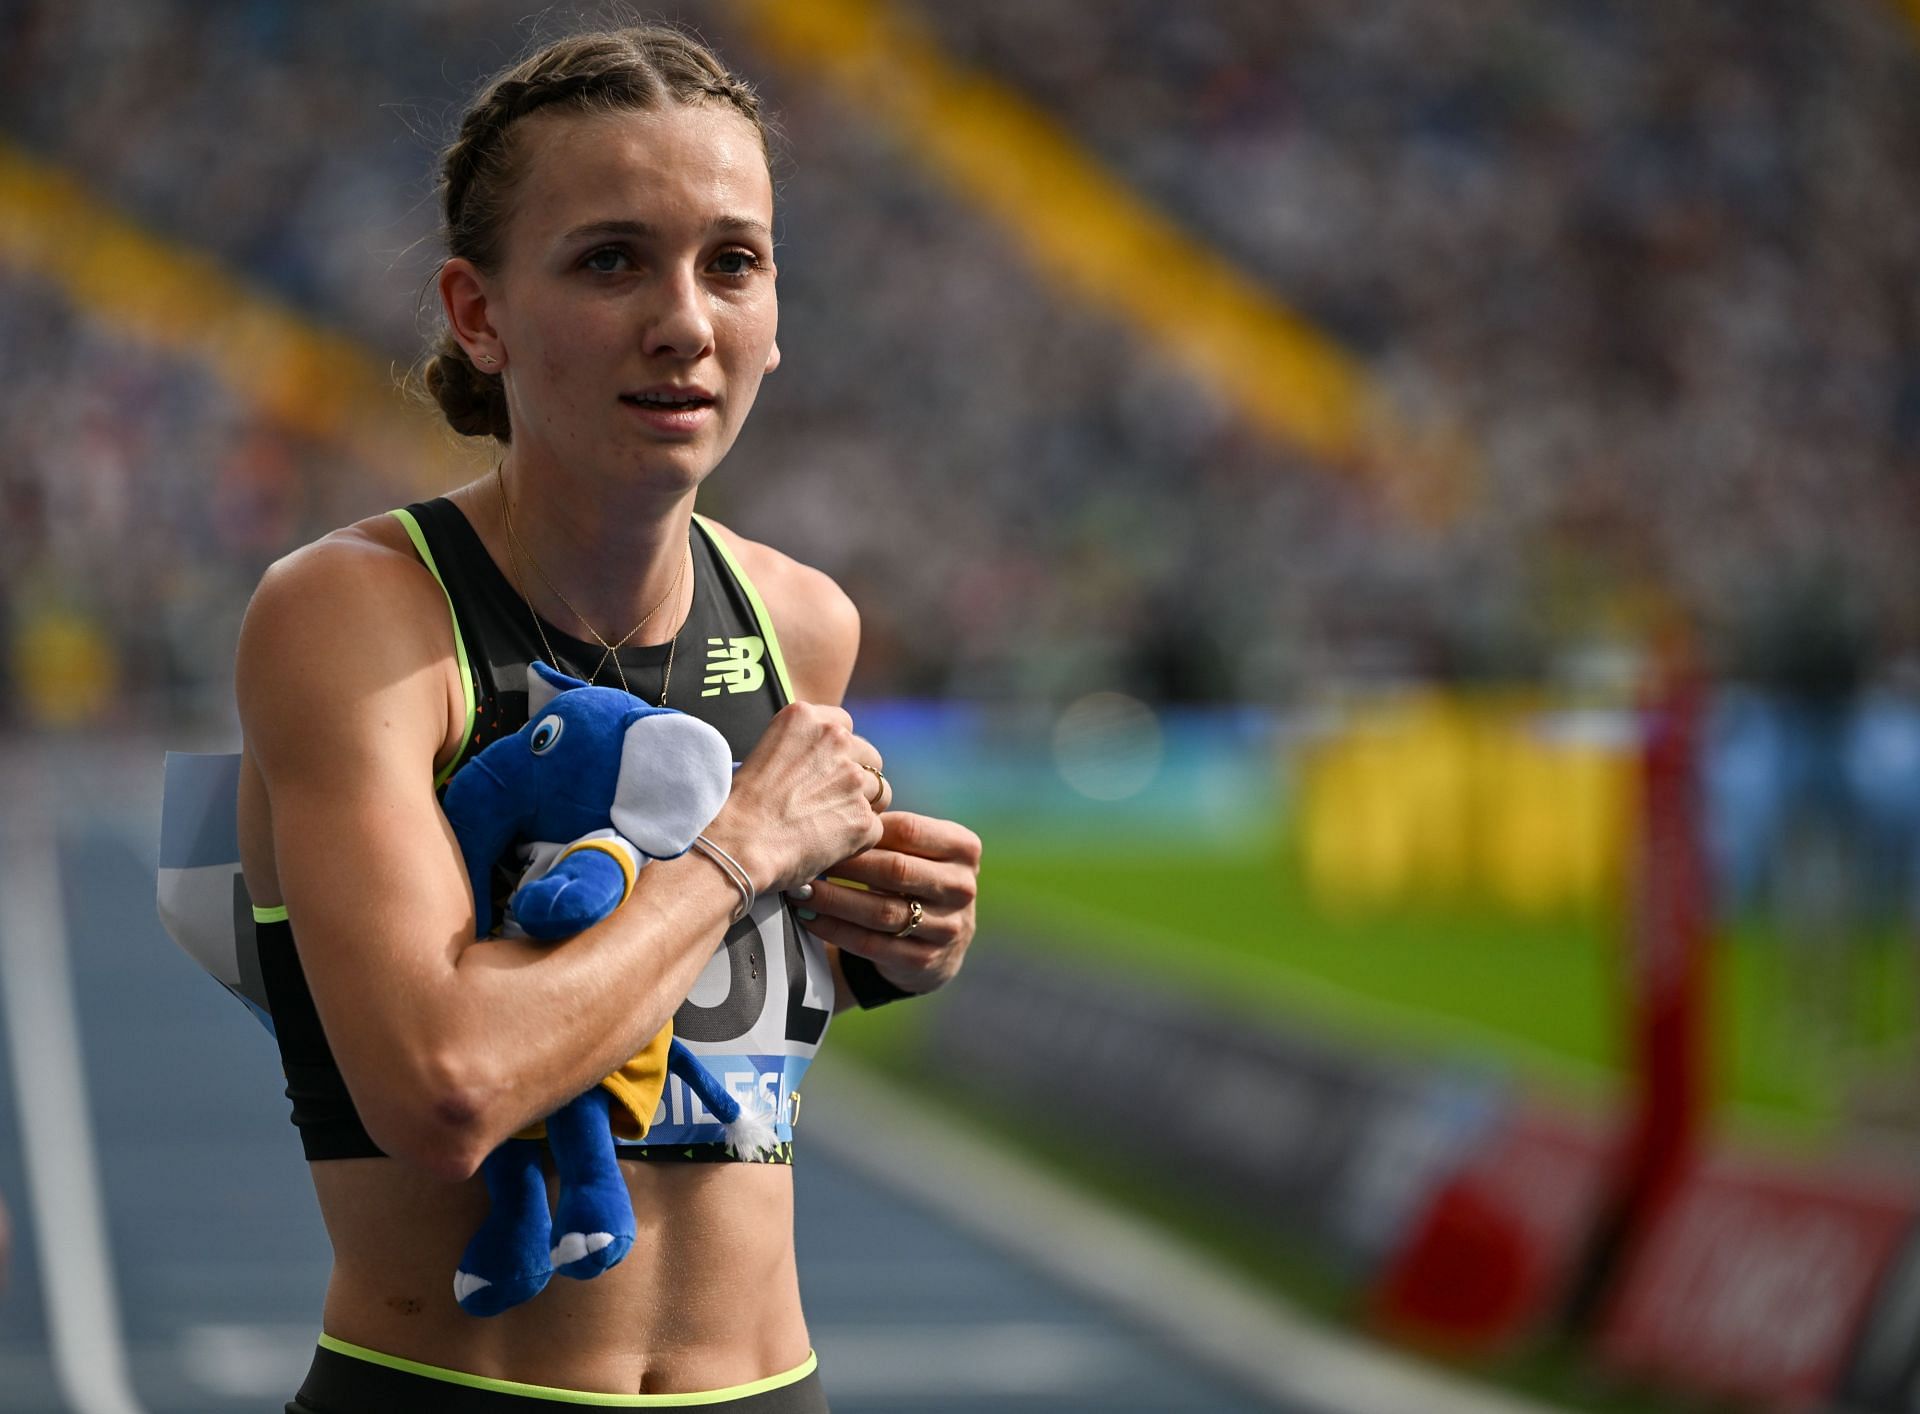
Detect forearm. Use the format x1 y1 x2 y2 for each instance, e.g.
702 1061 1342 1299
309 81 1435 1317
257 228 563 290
273 696 886 1178
417 852 740 1171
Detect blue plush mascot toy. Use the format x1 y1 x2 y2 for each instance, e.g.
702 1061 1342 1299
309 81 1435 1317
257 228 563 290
439 661 775 1316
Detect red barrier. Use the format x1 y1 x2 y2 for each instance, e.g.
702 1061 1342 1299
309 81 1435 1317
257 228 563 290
1369 1106 1613 1356
1597 1157 1916 1409
1619 647 1711 1249
1556 647 1715 1334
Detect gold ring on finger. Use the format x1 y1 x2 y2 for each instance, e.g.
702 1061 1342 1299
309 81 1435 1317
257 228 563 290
893 897 924 938
861 763 887 803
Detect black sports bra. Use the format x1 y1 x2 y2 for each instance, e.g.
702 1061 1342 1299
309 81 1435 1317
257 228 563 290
254 500 836 1163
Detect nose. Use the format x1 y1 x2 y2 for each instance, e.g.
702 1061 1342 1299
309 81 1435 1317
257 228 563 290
644 266 715 361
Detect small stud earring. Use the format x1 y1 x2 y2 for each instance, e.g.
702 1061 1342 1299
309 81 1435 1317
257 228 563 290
477 352 499 368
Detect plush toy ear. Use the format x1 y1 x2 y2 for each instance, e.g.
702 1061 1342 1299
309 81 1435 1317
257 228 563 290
527 660 587 715
608 709 734 859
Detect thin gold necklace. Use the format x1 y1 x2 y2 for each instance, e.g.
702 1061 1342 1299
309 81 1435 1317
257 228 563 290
495 463 685 704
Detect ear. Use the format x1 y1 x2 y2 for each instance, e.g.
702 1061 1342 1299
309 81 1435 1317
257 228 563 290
527 660 587 715
439 256 506 370
608 709 734 859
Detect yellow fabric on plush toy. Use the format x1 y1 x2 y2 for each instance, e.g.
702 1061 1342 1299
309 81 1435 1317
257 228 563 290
512 1025 674 1143
502 836 670 1144
602 1026 675 1140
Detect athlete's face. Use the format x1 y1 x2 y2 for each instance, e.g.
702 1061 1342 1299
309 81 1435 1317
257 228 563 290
452 103 780 493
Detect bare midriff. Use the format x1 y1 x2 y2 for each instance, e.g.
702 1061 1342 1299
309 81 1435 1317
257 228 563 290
312 1158 809 1395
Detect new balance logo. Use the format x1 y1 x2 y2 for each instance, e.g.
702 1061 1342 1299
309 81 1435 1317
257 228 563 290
703 636 766 697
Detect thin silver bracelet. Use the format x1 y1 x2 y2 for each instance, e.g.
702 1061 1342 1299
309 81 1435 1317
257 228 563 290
691 835 756 924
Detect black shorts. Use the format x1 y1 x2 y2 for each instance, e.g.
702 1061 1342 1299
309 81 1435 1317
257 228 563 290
287 1335 829 1413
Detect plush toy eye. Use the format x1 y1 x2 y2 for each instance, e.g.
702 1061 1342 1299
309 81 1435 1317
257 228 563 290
530 714 565 754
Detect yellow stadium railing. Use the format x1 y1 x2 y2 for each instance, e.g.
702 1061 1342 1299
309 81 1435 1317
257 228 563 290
5 0 1473 521
0 141 464 494
725 0 1472 517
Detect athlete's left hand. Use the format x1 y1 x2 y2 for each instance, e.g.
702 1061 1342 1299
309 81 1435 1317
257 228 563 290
802 810 981 996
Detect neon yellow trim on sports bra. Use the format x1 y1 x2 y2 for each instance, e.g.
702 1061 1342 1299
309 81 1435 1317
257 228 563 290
315 1335 817 1406
692 514 794 705
388 507 478 788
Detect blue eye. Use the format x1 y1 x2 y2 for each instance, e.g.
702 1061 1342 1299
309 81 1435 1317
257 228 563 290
530 714 564 754
583 247 629 273
711 250 760 277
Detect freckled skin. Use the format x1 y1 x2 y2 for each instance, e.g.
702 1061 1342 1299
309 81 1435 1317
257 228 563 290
483 105 781 505
275 102 815 1395
248 92 977 1399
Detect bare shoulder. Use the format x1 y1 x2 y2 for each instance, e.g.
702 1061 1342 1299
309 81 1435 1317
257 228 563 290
237 511 465 780
701 518 859 706
239 514 444 693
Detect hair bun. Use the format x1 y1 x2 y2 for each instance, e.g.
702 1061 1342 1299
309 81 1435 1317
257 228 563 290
424 344 512 442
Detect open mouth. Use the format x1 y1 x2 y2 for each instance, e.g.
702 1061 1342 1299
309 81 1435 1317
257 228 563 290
620 392 715 412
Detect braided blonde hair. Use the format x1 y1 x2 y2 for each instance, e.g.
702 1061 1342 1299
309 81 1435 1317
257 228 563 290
422 25 769 442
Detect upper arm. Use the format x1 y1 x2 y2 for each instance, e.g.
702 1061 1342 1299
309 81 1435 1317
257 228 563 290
706 522 860 706
236 529 478 1163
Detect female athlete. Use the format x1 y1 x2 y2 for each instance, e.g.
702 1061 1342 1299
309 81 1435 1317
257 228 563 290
235 23 980 1412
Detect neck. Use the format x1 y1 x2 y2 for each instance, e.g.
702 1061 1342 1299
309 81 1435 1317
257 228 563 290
473 456 696 646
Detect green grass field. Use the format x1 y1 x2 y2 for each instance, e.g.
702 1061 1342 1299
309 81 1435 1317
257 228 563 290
828 812 1920 1413
843 808 1920 1165
946 817 1919 1138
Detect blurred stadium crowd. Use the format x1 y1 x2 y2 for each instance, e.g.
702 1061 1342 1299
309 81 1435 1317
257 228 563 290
2 0 1918 723
6 12 1920 1407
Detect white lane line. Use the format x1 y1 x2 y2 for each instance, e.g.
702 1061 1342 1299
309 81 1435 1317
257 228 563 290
0 798 149 1414
805 1059 1569 1414
177 1324 317 1400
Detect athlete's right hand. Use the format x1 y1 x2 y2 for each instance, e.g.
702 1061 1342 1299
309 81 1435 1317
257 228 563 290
703 703 888 896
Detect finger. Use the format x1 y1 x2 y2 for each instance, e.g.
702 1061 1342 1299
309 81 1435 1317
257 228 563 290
846 734 892 812
856 763 892 812
819 851 973 909
808 914 943 982
873 811 982 866
805 879 935 937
